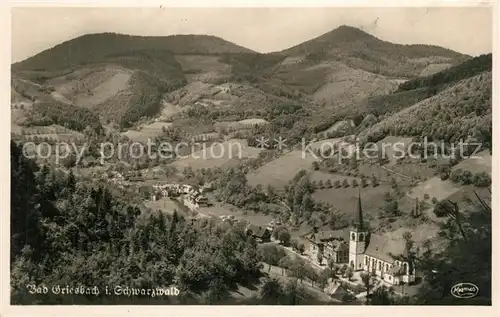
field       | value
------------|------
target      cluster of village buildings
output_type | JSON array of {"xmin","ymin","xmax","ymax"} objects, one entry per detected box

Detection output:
[
  {"xmin": 152, "ymin": 182, "xmax": 211, "ymax": 211},
  {"xmin": 107, "ymin": 170, "xmax": 415, "ymax": 290},
  {"xmin": 241, "ymin": 191, "xmax": 417, "ymax": 287},
  {"xmin": 107, "ymin": 171, "xmax": 144, "ymax": 188}
]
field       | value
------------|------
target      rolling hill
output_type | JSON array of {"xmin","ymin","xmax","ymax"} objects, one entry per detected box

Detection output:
[
  {"xmin": 11, "ymin": 26, "xmax": 476, "ymax": 132},
  {"xmin": 359, "ymin": 71, "xmax": 492, "ymax": 147},
  {"xmin": 12, "ymin": 33, "xmax": 256, "ymax": 72},
  {"xmin": 356, "ymin": 53, "xmax": 492, "ymax": 118},
  {"xmin": 277, "ymin": 25, "xmax": 469, "ymax": 78}
]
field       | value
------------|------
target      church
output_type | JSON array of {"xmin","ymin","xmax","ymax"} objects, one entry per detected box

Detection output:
[
  {"xmin": 307, "ymin": 190, "xmax": 416, "ymax": 286},
  {"xmin": 349, "ymin": 190, "xmax": 416, "ymax": 285}
]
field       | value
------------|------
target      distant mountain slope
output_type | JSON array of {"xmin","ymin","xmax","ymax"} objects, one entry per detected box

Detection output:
[
  {"xmin": 11, "ymin": 26, "xmax": 479, "ymax": 131},
  {"xmin": 397, "ymin": 53, "xmax": 492, "ymax": 91},
  {"xmin": 277, "ymin": 25, "xmax": 469, "ymax": 78},
  {"xmin": 359, "ymin": 71, "xmax": 492, "ymax": 150},
  {"xmin": 357, "ymin": 53, "xmax": 493, "ymax": 117},
  {"xmin": 12, "ymin": 33, "xmax": 255, "ymax": 71}
]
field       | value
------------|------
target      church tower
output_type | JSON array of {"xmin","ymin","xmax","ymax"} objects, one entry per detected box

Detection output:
[{"xmin": 349, "ymin": 187, "xmax": 368, "ymax": 271}]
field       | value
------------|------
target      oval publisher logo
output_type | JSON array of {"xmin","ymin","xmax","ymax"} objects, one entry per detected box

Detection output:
[{"xmin": 451, "ymin": 283, "xmax": 479, "ymax": 299}]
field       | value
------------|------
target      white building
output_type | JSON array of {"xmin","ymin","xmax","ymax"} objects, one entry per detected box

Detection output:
[
  {"xmin": 348, "ymin": 190, "xmax": 416, "ymax": 285},
  {"xmin": 307, "ymin": 189, "xmax": 416, "ymax": 286}
]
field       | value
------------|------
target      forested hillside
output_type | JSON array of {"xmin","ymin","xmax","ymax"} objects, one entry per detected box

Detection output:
[
  {"xmin": 278, "ymin": 25, "xmax": 468, "ymax": 78},
  {"xmin": 12, "ymin": 33, "xmax": 255, "ymax": 72},
  {"xmin": 28, "ymin": 100, "xmax": 103, "ymax": 133},
  {"xmin": 397, "ymin": 53, "xmax": 492, "ymax": 92},
  {"xmin": 10, "ymin": 141, "xmax": 264, "ymax": 304},
  {"xmin": 360, "ymin": 72, "xmax": 492, "ymax": 151}
]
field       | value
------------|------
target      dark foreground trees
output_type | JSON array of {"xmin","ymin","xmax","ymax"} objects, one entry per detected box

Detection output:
[
  {"xmin": 415, "ymin": 190, "xmax": 492, "ymax": 305},
  {"xmin": 10, "ymin": 141, "xmax": 262, "ymax": 304}
]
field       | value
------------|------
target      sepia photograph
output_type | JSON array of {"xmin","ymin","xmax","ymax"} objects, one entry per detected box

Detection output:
[{"xmin": 6, "ymin": 2, "xmax": 495, "ymax": 311}]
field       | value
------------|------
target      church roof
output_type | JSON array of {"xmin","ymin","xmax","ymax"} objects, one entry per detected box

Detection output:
[
  {"xmin": 364, "ymin": 234, "xmax": 407, "ymax": 263},
  {"xmin": 402, "ymin": 244, "xmax": 409, "ymax": 258},
  {"xmin": 354, "ymin": 187, "xmax": 365, "ymax": 230}
]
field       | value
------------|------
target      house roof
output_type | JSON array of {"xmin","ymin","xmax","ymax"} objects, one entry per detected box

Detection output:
[
  {"xmin": 332, "ymin": 241, "xmax": 349, "ymax": 252},
  {"xmin": 325, "ymin": 283, "xmax": 349, "ymax": 297},
  {"xmin": 247, "ymin": 224, "xmax": 270, "ymax": 238},
  {"xmin": 364, "ymin": 234, "xmax": 407, "ymax": 263},
  {"xmin": 309, "ymin": 228, "xmax": 349, "ymax": 244}
]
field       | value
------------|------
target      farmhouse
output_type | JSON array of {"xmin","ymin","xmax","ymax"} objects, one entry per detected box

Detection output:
[
  {"xmin": 324, "ymin": 282, "xmax": 351, "ymax": 301},
  {"xmin": 307, "ymin": 229, "xmax": 350, "ymax": 264},
  {"xmin": 246, "ymin": 224, "xmax": 271, "ymax": 243},
  {"xmin": 183, "ymin": 192, "xmax": 209, "ymax": 211},
  {"xmin": 308, "ymin": 189, "xmax": 416, "ymax": 285}
]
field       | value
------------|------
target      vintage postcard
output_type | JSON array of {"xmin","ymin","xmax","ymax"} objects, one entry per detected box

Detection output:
[{"xmin": 2, "ymin": 1, "xmax": 498, "ymax": 316}]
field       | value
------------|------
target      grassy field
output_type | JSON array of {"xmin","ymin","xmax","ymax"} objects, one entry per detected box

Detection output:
[
  {"xmin": 445, "ymin": 186, "xmax": 491, "ymax": 210},
  {"xmin": 319, "ymin": 120, "xmax": 355, "ymax": 137},
  {"xmin": 122, "ymin": 121, "xmax": 173, "ymax": 143},
  {"xmin": 170, "ymin": 138, "xmax": 263, "ymax": 170},
  {"xmin": 375, "ymin": 136, "xmax": 414, "ymax": 166},
  {"xmin": 214, "ymin": 118, "xmax": 268, "ymax": 133},
  {"xmin": 198, "ymin": 201, "xmax": 275, "ymax": 227},
  {"xmin": 310, "ymin": 62, "xmax": 401, "ymax": 111},
  {"xmin": 452, "ymin": 150, "xmax": 491, "ymax": 175},
  {"xmin": 307, "ymin": 137, "xmax": 344, "ymax": 152},
  {"xmin": 47, "ymin": 66, "xmax": 133, "ymax": 108},
  {"xmin": 418, "ymin": 63, "xmax": 452, "ymax": 76},
  {"xmin": 312, "ymin": 182, "xmax": 391, "ymax": 221},
  {"xmin": 247, "ymin": 150, "xmax": 320, "ymax": 188},
  {"xmin": 157, "ymin": 101, "xmax": 183, "ymax": 121},
  {"xmin": 386, "ymin": 158, "xmax": 440, "ymax": 181},
  {"xmin": 407, "ymin": 177, "xmax": 462, "ymax": 202},
  {"xmin": 383, "ymin": 222, "xmax": 442, "ymax": 249}
]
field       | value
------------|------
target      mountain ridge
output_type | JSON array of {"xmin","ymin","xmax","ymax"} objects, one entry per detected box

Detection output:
[
  {"xmin": 12, "ymin": 32, "xmax": 257, "ymax": 71},
  {"xmin": 13, "ymin": 25, "xmax": 473, "ymax": 70},
  {"xmin": 277, "ymin": 25, "xmax": 470, "ymax": 58},
  {"xmin": 10, "ymin": 25, "xmax": 482, "ymax": 131}
]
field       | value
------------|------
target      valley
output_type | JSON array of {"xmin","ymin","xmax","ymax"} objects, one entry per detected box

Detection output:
[{"xmin": 10, "ymin": 24, "xmax": 492, "ymax": 306}]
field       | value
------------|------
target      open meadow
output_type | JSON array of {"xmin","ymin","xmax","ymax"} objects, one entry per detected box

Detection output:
[
  {"xmin": 247, "ymin": 150, "xmax": 320, "ymax": 188},
  {"xmin": 170, "ymin": 138, "xmax": 263, "ymax": 170}
]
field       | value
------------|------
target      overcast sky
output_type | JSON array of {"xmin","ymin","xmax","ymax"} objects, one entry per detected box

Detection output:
[{"xmin": 11, "ymin": 6, "xmax": 492, "ymax": 63}]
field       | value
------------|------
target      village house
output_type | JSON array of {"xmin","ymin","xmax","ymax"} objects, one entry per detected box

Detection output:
[
  {"xmin": 245, "ymin": 224, "xmax": 271, "ymax": 243},
  {"xmin": 324, "ymin": 240, "xmax": 349, "ymax": 263},
  {"xmin": 219, "ymin": 215, "xmax": 236, "ymax": 223},
  {"xmin": 324, "ymin": 281, "xmax": 353, "ymax": 302},
  {"xmin": 183, "ymin": 192, "xmax": 209, "ymax": 211},
  {"xmin": 306, "ymin": 229, "xmax": 350, "ymax": 264},
  {"xmin": 200, "ymin": 182, "xmax": 214, "ymax": 193},
  {"xmin": 265, "ymin": 220, "xmax": 281, "ymax": 233},
  {"xmin": 150, "ymin": 191, "xmax": 162, "ymax": 201},
  {"xmin": 108, "ymin": 172, "xmax": 130, "ymax": 188}
]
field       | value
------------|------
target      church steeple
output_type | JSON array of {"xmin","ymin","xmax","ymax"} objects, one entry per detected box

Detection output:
[
  {"xmin": 354, "ymin": 186, "xmax": 364, "ymax": 230},
  {"xmin": 349, "ymin": 185, "xmax": 367, "ymax": 271}
]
